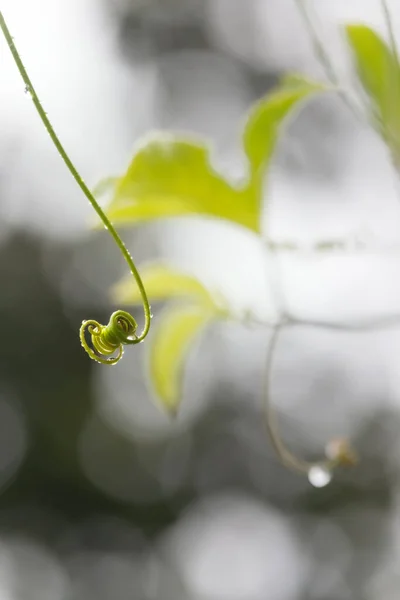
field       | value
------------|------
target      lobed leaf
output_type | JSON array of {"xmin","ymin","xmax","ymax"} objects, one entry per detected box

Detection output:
[
  {"xmin": 243, "ymin": 77, "xmax": 325, "ymax": 176},
  {"xmin": 148, "ymin": 304, "xmax": 213, "ymax": 414},
  {"xmin": 92, "ymin": 176, "xmax": 119, "ymax": 199},
  {"xmin": 345, "ymin": 24, "xmax": 400, "ymax": 156},
  {"xmin": 104, "ymin": 137, "xmax": 258, "ymax": 232},
  {"xmin": 112, "ymin": 263, "xmax": 217, "ymax": 308},
  {"xmin": 98, "ymin": 78, "xmax": 324, "ymax": 234}
]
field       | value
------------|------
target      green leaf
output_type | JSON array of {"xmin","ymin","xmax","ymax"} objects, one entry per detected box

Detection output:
[
  {"xmin": 97, "ymin": 79, "xmax": 324, "ymax": 234},
  {"xmin": 345, "ymin": 24, "xmax": 400, "ymax": 155},
  {"xmin": 112, "ymin": 263, "xmax": 218, "ymax": 308},
  {"xmin": 92, "ymin": 176, "xmax": 119, "ymax": 199},
  {"xmin": 104, "ymin": 137, "xmax": 259, "ymax": 232},
  {"xmin": 281, "ymin": 72, "xmax": 328, "ymax": 90},
  {"xmin": 148, "ymin": 304, "xmax": 213, "ymax": 414},
  {"xmin": 243, "ymin": 77, "xmax": 325, "ymax": 175}
]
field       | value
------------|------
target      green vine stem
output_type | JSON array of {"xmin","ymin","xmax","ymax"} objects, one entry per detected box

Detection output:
[{"xmin": 0, "ymin": 11, "xmax": 151, "ymax": 363}]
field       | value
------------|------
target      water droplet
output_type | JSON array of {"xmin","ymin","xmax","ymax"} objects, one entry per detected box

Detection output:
[
  {"xmin": 150, "ymin": 313, "xmax": 154, "ymax": 319},
  {"xmin": 103, "ymin": 225, "xmax": 108, "ymax": 230},
  {"xmin": 308, "ymin": 466, "xmax": 332, "ymax": 488}
]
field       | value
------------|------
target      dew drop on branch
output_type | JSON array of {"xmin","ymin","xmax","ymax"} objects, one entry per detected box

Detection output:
[{"xmin": 308, "ymin": 465, "xmax": 332, "ymax": 488}]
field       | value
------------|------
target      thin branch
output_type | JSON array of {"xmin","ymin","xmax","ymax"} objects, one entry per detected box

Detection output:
[
  {"xmin": 381, "ymin": 0, "xmax": 400, "ymax": 69},
  {"xmin": 242, "ymin": 311, "xmax": 400, "ymax": 333},
  {"xmin": 259, "ymin": 0, "xmax": 400, "ymax": 478},
  {"xmin": 294, "ymin": 0, "xmax": 366, "ymax": 124},
  {"xmin": 294, "ymin": 0, "xmax": 338, "ymax": 85},
  {"xmin": 263, "ymin": 325, "xmax": 312, "ymax": 473},
  {"xmin": 263, "ymin": 323, "xmax": 357, "ymax": 476},
  {"xmin": 287, "ymin": 313, "xmax": 400, "ymax": 332}
]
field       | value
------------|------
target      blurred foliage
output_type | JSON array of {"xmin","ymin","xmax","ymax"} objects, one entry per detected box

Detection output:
[
  {"xmin": 114, "ymin": 263, "xmax": 226, "ymax": 412},
  {"xmin": 97, "ymin": 76, "xmax": 323, "ymax": 235},
  {"xmin": 1, "ymin": 3, "xmax": 400, "ymax": 598},
  {"xmin": 102, "ymin": 137, "xmax": 260, "ymax": 231},
  {"xmin": 112, "ymin": 263, "xmax": 218, "ymax": 307},
  {"xmin": 98, "ymin": 17, "xmax": 400, "ymax": 414},
  {"xmin": 101, "ymin": 76, "xmax": 324, "ymax": 409},
  {"xmin": 148, "ymin": 304, "xmax": 214, "ymax": 413},
  {"xmin": 346, "ymin": 23, "xmax": 400, "ymax": 166}
]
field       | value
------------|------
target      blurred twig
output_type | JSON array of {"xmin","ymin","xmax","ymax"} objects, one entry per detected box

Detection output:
[
  {"xmin": 264, "ymin": 238, "xmax": 400, "ymax": 254},
  {"xmin": 263, "ymin": 323, "xmax": 312, "ymax": 473},
  {"xmin": 294, "ymin": 0, "xmax": 367, "ymax": 125},
  {"xmin": 381, "ymin": 0, "xmax": 400, "ymax": 69},
  {"xmin": 263, "ymin": 322, "xmax": 357, "ymax": 476}
]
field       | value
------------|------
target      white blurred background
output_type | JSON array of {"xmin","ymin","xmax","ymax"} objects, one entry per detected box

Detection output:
[{"xmin": 0, "ymin": 1, "xmax": 399, "ymax": 598}]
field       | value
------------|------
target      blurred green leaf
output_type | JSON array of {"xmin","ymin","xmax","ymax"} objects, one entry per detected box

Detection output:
[
  {"xmin": 104, "ymin": 137, "xmax": 259, "ymax": 232},
  {"xmin": 281, "ymin": 72, "xmax": 328, "ymax": 91},
  {"xmin": 92, "ymin": 176, "xmax": 119, "ymax": 199},
  {"xmin": 112, "ymin": 263, "xmax": 217, "ymax": 308},
  {"xmin": 98, "ymin": 79, "xmax": 323, "ymax": 234},
  {"xmin": 243, "ymin": 78, "xmax": 324, "ymax": 175},
  {"xmin": 148, "ymin": 304, "xmax": 213, "ymax": 414},
  {"xmin": 346, "ymin": 24, "xmax": 400, "ymax": 157}
]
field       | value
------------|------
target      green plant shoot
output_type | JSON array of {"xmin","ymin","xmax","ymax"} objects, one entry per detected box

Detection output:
[{"xmin": 0, "ymin": 11, "xmax": 151, "ymax": 365}]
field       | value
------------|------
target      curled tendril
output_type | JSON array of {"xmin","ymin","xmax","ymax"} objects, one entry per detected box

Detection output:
[
  {"xmin": 0, "ymin": 11, "xmax": 151, "ymax": 363},
  {"xmin": 80, "ymin": 311, "xmax": 140, "ymax": 365},
  {"xmin": 264, "ymin": 324, "xmax": 357, "ymax": 481}
]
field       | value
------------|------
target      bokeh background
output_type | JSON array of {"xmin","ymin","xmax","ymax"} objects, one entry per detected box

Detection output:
[{"xmin": 1, "ymin": 0, "xmax": 400, "ymax": 598}]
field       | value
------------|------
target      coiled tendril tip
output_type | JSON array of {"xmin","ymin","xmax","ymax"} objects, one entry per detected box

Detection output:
[
  {"xmin": 0, "ymin": 11, "xmax": 151, "ymax": 367},
  {"xmin": 80, "ymin": 310, "xmax": 139, "ymax": 365}
]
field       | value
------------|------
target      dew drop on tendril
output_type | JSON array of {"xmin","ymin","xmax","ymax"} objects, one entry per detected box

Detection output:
[{"xmin": 308, "ymin": 466, "xmax": 332, "ymax": 488}]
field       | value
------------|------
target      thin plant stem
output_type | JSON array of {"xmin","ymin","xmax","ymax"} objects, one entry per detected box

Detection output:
[
  {"xmin": 381, "ymin": 0, "xmax": 400, "ymax": 69},
  {"xmin": 294, "ymin": 0, "xmax": 366, "ymax": 124},
  {"xmin": 242, "ymin": 310, "xmax": 400, "ymax": 332},
  {"xmin": 262, "ymin": 324, "xmax": 351, "ymax": 475},
  {"xmin": 0, "ymin": 11, "xmax": 151, "ymax": 342},
  {"xmin": 260, "ymin": 0, "xmax": 400, "ymax": 476},
  {"xmin": 379, "ymin": 0, "xmax": 400, "ymax": 176},
  {"xmin": 294, "ymin": 0, "xmax": 339, "ymax": 85},
  {"xmin": 287, "ymin": 313, "xmax": 400, "ymax": 332},
  {"xmin": 263, "ymin": 325, "xmax": 311, "ymax": 473}
]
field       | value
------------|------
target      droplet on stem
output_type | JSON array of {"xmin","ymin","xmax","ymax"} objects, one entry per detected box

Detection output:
[{"xmin": 308, "ymin": 465, "xmax": 332, "ymax": 488}]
